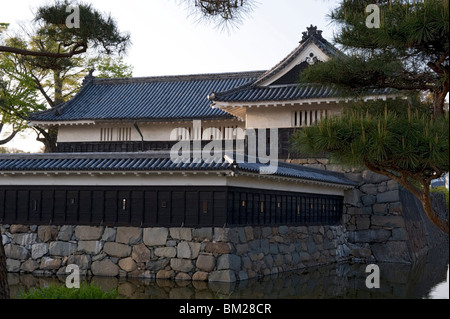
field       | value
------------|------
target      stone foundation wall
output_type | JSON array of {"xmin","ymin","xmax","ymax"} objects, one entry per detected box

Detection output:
[
  {"xmin": 287, "ymin": 158, "xmax": 448, "ymax": 264},
  {"xmin": 1, "ymin": 224, "xmax": 348, "ymax": 282}
]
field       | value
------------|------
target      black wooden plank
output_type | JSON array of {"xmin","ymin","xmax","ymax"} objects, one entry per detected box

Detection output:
[
  {"xmin": 66, "ymin": 190, "xmax": 79, "ymax": 224},
  {"xmin": 79, "ymin": 190, "xmax": 92, "ymax": 224},
  {"xmin": 185, "ymin": 191, "xmax": 198, "ymax": 227},
  {"xmin": 4, "ymin": 190, "xmax": 17, "ymax": 224},
  {"xmin": 16, "ymin": 190, "xmax": 29, "ymax": 224},
  {"xmin": 157, "ymin": 191, "xmax": 171, "ymax": 226},
  {"xmin": 41, "ymin": 190, "xmax": 54, "ymax": 224},
  {"xmin": 213, "ymin": 191, "xmax": 226, "ymax": 226},
  {"xmin": 29, "ymin": 191, "xmax": 42, "ymax": 224},
  {"xmin": 171, "ymin": 191, "xmax": 185, "ymax": 226},
  {"xmin": 0, "ymin": 190, "xmax": 4, "ymax": 222},
  {"xmin": 199, "ymin": 191, "xmax": 212, "ymax": 226},
  {"xmin": 144, "ymin": 191, "xmax": 157, "ymax": 226},
  {"xmin": 130, "ymin": 190, "xmax": 144, "ymax": 227},
  {"xmin": 53, "ymin": 190, "xmax": 66, "ymax": 224},
  {"xmin": 104, "ymin": 190, "xmax": 118, "ymax": 225},
  {"xmin": 117, "ymin": 190, "xmax": 130, "ymax": 225},
  {"xmin": 91, "ymin": 190, "xmax": 104, "ymax": 224}
]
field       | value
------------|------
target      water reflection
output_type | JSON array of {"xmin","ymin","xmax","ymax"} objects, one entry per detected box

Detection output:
[{"xmin": 9, "ymin": 243, "xmax": 448, "ymax": 299}]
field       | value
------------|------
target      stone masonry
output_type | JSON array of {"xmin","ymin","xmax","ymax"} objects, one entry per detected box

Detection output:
[
  {"xmin": 288, "ymin": 158, "xmax": 448, "ymax": 263},
  {"xmin": 1, "ymin": 224, "xmax": 348, "ymax": 282}
]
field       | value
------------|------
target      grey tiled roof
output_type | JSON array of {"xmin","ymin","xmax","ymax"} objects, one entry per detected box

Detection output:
[
  {"xmin": 29, "ymin": 72, "xmax": 263, "ymax": 122},
  {"xmin": 211, "ymin": 84, "xmax": 392, "ymax": 103},
  {"xmin": 0, "ymin": 152, "xmax": 356, "ymax": 187}
]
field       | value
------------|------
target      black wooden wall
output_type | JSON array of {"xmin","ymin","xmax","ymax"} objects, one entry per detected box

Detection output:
[{"xmin": 0, "ymin": 186, "xmax": 343, "ymax": 227}]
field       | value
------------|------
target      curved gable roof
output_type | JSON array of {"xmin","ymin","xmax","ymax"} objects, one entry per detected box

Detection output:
[{"xmin": 29, "ymin": 71, "xmax": 263, "ymax": 123}]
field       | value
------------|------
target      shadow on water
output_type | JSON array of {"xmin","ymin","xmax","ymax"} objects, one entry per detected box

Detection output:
[{"xmin": 8, "ymin": 242, "xmax": 448, "ymax": 299}]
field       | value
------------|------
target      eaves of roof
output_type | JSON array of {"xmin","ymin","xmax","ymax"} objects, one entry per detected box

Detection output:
[{"xmin": 0, "ymin": 152, "xmax": 356, "ymax": 188}]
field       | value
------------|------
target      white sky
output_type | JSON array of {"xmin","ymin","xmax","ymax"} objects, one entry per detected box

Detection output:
[{"xmin": 1, "ymin": 0, "xmax": 341, "ymax": 152}]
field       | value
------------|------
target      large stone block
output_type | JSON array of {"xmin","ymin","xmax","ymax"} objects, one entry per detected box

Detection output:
[
  {"xmin": 67, "ymin": 254, "xmax": 91, "ymax": 270},
  {"xmin": 37, "ymin": 226, "xmax": 58, "ymax": 242},
  {"xmin": 119, "ymin": 257, "xmax": 138, "ymax": 272},
  {"xmin": 154, "ymin": 246, "xmax": 176, "ymax": 258},
  {"xmin": 217, "ymin": 254, "xmax": 241, "ymax": 271},
  {"xmin": 103, "ymin": 242, "xmax": 131, "ymax": 258},
  {"xmin": 170, "ymin": 258, "xmax": 195, "ymax": 272},
  {"xmin": 40, "ymin": 257, "xmax": 61, "ymax": 270},
  {"xmin": 102, "ymin": 227, "xmax": 117, "ymax": 242},
  {"xmin": 132, "ymin": 243, "xmax": 151, "ymax": 262},
  {"xmin": 91, "ymin": 259, "xmax": 119, "ymax": 276},
  {"xmin": 208, "ymin": 270, "xmax": 236, "ymax": 282},
  {"xmin": 213, "ymin": 228, "xmax": 229, "ymax": 242},
  {"xmin": 57, "ymin": 226, "xmax": 74, "ymax": 241},
  {"xmin": 156, "ymin": 269, "xmax": 175, "ymax": 279},
  {"xmin": 371, "ymin": 215, "xmax": 405, "ymax": 228},
  {"xmin": 371, "ymin": 241, "xmax": 411, "ymax": 263},
  {"xmin": 6, "ymin": 259, "xmax": 21, "ymax": 272},
  {"xmin": 177, "ymin": 241, "xmax": 201, "ymax": 259},
  {"xmin": 116, "ymin": 227, "xmax": 142, "ymax": 245},
  {"xmin": 146, "ymin": 258, "xmax": 170, "ymax": 271},
  {"xmin": 192, "ymin": 228, "xmax": 213, "ymax": 241},
  {"xmin": 12, "ymin": 233, "xmax": 37, "ymax": 248},
  {"xmin": 205, "ymin": 242, "xmax": 231, "ymax": 254},
  {"xmin": 49, "ymin": 241, "xmax": 77, "ymax": 256},
  {"xmin": 362, "ymin": 170, "xmax": 389, "ymax": 184},
  {"xmin": 77, "ymin": 241, "xmax": 103, "ymax": 255},
  {"xmin": 344, "ymin": 188, "xmax": 362, "ymax": 207},
  {"xmin": 350, "ymin": 229, "xmax": 391, "ymax": 243},
  {"xmin": 143, "ymin": 227, "xmax": 168, "ymax": 246},
  {"xmin": 9, "ymin": 225, "xmax": 29, "ymax": 233},
  {"xmin": 360, "ymin": 184, "xmax": 378, "ymax": 195},
  {"xmin": 74, "ymin": 226, "xmax": 104, "ymax": 240},
  {"xmin": 31, "ymin": 243, "xmax": 48, "ymax": 259},
  {"xmin": 169, "ymin": 228, "xmax": 192, "ymax": 241},
  {"xmin": 376, "ymin": 190, "xmax": 400, "ymax": 203},
  {"xmin": 196, "ymin": 254, "xmax": 216, "ymax": 272},
  {"xmin": 21, "ymin": 259, "xmax": 39, "ymax": 272},
  {"xmin": 5, "ymin": 244, "xmax": 29, "ymax": 260}
]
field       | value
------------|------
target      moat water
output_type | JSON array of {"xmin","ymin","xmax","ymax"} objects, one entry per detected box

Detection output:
[{"xmin": 8, "ymin": 243, "xmax": 448, "ymax": 299}]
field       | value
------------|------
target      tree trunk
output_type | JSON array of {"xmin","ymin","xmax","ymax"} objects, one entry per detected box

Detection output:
[
  {"xmin": 364, "ymin": 161, "xmax": 449, "ymax": 235},
  {"xmin": 0, "ymin": 235, "xmax": 10, "ymax": 299},
  {"xmin": 420, "ymin": 184, "xmax": 449, "ymax": 235},
  {"xmin": 35, "ymin": 126, "xmax": 58, "ymax": 153},
  {"xmin": 433, "ymin": 77, "xmax": 448, "ymax": 117}
]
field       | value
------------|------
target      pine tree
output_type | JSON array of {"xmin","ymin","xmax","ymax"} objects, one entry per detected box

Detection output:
[{"xmin": 293, "ymin": 0, "xmax": 449, "ymax": 234}]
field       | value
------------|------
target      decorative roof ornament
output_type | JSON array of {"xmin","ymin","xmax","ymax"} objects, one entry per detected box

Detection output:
[
  {"xmin": 82, "ymin": 68, "xmax": 95, "ymax": 86},
  {"xmin": 300, "ymin": 25, "xmax": 323, "ymax": 44}
]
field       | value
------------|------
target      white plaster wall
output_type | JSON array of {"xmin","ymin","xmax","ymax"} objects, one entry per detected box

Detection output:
[
  {"xmin": 57, "ymin": 120, "xmax": 245, "ymax": 142},
  {"xmin": 245, "ymin": 103, "xmax": 342, "ymax": 129}
]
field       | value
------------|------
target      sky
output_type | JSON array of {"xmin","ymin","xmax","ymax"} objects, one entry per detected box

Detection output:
[{"xmin": 0, "ymin": 0, "xmax": 341, "ymax": 152}]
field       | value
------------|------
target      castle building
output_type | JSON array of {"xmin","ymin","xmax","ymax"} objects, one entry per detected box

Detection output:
[{"xmin": 0, "ymin": 26, "xmax": 393, "ymax": 228}]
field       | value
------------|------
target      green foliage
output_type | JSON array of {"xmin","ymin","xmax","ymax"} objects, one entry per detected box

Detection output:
[
  {"xmin": 19, "ymin": 283, "xmax": 118, "ymax": 299},
  {"xmin": 431, "ymin": 186, "xmax": 449, "ymax": 208},
  {"xmin": 301, "ymin": 0, "xmax": 449, "ymax": 114},
  {"xmin": 35, "ymin": 0, "xmax": 131, "ymax": 56},
  {"xmin": 331, "ymin": 0, "xmax": 449, "ymax": 54},
  {"xmin": 292, "ymin": 97, "xmax": 449, "ymax": 179},
  {"xmin": 95, "ymin": 56, "xmax": 133, "ymax": 78}
]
